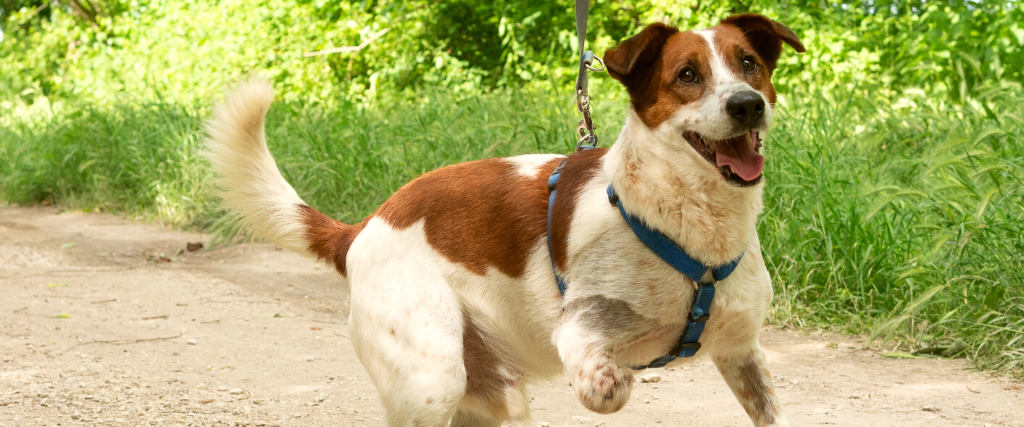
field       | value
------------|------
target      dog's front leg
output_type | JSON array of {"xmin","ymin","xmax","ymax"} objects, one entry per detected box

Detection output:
[
  {"xmin": 554, "ymin": 320, "xmax": 634, "ymax": 414},
  {"xmin": 713, "ymin": 342, "xmax": 790, "ymax": 427}
]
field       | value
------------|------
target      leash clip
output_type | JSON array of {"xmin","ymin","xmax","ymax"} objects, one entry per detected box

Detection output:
[
  {"xmin": 576, "ymin": 117, "xmax": 597, "ymax": 151},
  {"xmin": 574, "ymin": 50, "xmax": 602, "ymax": 152}
]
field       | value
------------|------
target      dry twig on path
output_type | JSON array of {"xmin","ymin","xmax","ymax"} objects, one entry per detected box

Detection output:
[{"xmin": 71, "ymin": 332, "xmax": 183, "ymax": 348}]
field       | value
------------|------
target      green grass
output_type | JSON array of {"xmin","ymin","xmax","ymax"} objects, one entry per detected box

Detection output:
[
  {"xmin": 762, "ymin": 84, "xmax": 1024, "ymax": 375},
  {"xmin": 0, "ymin": 89, "xmax": 578, "ymax": 227},
  {"xmin": 1, "ymin": 85, "xmax": 1022, "ymax": 378}
]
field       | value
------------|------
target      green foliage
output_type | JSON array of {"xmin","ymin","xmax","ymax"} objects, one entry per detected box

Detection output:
[{"xmin": 4, "ymin": 0, "xmax": 1021, "ymax": 104}]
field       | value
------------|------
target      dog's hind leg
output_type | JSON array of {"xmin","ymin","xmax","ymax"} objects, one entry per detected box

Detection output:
[
  {"xmin": 449, "ymin": 410, "xmax": 501, "ymax": 427},
  {"xmin": 346, "ymin": 221, "xmax": 468, "ymax": 427},
  {"xmin": 348, "ymin": 284, "xmax": 466, "ymax": 427},
  {"xmin": 712, "ymin": 342, "xmax": 790, "ymax": 427}
]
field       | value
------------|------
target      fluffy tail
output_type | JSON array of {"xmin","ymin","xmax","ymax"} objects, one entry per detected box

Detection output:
[{"xmin": 204, "ymin": 78, "xmax": 356, "ymax": 271}]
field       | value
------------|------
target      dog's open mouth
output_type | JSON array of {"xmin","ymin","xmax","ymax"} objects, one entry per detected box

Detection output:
[{"xmin": 684, "ymin": 130, "xmax": 764, "ymax": 186}]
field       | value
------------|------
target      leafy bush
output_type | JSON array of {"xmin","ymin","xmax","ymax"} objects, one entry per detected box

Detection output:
[{"xmin": 3, "ymin": 1, "xmax": 1022, "ymax": 104}]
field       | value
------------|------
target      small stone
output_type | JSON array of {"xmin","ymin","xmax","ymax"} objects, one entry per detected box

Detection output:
[
  {"xmin": 186, "ymin": 339, "xmax": 197, "ymax": 345},
  {"xmin": 538, "ymin": 423, "xmax": 551, "ymax": 427},
  {"xmin": 306, "ymin": 356, "xmax": 315, "ymax": 362},
  {"xmin": 922, "ymin": 405, "xmax": 940, "ymax": 412},
  {"xmin": 639, "ymin": 373, "xmax": 662, "ymax": 383},
  {"xmin": 71, "ymin": 414, "xmax": 81, "ymax": 420},
  {"xmin": 228, "ymin": 388, "xmax": 243, "ymax": 395}
]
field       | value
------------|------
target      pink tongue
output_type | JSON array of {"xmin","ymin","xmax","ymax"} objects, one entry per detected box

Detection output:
[{"xmin": 715, "ymin": 135, "xmax": 764, "ymax": 181}]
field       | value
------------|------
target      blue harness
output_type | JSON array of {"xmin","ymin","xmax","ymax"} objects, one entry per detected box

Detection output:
[{"xmin": 546, "ymin": 164, "xmax": 743, "ymax": 369}]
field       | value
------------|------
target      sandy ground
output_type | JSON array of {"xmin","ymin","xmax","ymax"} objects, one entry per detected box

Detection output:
[{"xmin": 1, "ymin": 205, "xmax": 1022, "ymax": 427}]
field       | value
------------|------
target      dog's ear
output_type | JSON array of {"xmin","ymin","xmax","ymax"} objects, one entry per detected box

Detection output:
[
  {"xmin": 604, "ymin": 23, "xmax": 679, "ymax": 91},
  {"xmin": 720, "ymin": 14, "xmax": 805, "ymax": 69}
]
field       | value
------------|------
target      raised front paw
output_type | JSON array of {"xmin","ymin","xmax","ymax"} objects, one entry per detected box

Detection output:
[{"xmin": 571, "ymin": 355, "xmax": 634, "ymax": 414}]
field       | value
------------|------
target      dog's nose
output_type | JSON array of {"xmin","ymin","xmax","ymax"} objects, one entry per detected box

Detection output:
[{"xmin": 726, "ymin": 91, "xmax": 766, "ymax": 126}]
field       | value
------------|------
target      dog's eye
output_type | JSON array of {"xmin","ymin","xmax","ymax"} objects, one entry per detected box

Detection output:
[
  {"xmin": 678, "ymin": 68, "xmax": 697, "ymax": 84},
  {"xmin": 741, "ymin": 56, "xmax": 757, "ymax": 74}
]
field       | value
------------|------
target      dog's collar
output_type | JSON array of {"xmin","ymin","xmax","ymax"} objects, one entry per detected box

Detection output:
[
  {"xmin": 545, "ymin": 163, "xmax": 743, "ymax": 369},
  {"xmin": 606, "ymin": 185, "xmax": 742, "ymax": 284}
]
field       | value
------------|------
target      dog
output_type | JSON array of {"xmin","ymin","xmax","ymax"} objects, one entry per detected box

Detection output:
[{"xmin": 205, "ymin": 13, "xmax": 804, "ymax": 427}]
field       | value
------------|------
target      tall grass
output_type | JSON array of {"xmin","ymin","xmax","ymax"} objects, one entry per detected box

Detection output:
[
  {"xmin": 1, "ymin": 85, "xmax": 1022, "ymax": 378},
  {"xmin": 762, "ymin": 83, "xmax": 1024, "ymax": 375},
  {"xmin": 0, "ymin": 99, "xmax": 215, "ymax": 226},
  {"xmin": 0, "ymin": 90, "xmax": 577, "ymax": 227}
]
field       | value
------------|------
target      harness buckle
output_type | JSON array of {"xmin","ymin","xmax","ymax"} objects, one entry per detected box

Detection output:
[{"xmin": 691, "ymin": 313, "xmax": 710, "ymax": 323}]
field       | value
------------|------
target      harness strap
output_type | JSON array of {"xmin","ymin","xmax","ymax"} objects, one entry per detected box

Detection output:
[
  {"xmin": 546, "ymin": 160, "xmax": 570, "ymax": 296},
  {"xmin": 545, "ymin": 170, "xmax": 744, "ymax": 368},
  {"xmin": 636, "ymin": 283, "xmax": 716, "ymax": 368},
  {"xmin": 606, "ymin": 184, "xmax": 742, "ymax": 369},
  {"xmin": 607, "ymin": 186, "xmax": 742, "ymax": 284}
]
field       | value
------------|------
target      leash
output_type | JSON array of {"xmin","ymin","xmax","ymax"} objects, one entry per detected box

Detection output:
[
  {"xmin": 573, "ymin": 0, "xmax": 604, "ymax": 151},
  {"xmin": 548, "ymin": 1, "xmax": 742, "ymax": 369}
]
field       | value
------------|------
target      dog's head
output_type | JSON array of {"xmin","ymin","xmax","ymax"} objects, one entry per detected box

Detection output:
[{"xmin": 605, "ymin": 14, "xmax": 805, "ymax": 187}]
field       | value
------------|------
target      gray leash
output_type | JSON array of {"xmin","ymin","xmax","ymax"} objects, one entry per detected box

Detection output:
[{"xmin": 573, "ymin": 0, "xmax": 604, "ymax": 151}]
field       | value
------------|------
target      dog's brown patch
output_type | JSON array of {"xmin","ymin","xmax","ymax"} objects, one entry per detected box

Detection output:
[
  {"xmin": 375, "ymin": 157, "xmax": 562, "ymax": 278},
  {"xmin": 639, "ymin": 32, "xmax": 715, "ymax": 129},
  {"xmin": 606, "ymin": 26, "xmax": 714, "ymax": 129},
  {"xmin": 462, "ymin": 313, "xmax": 518, "ymax": 419},
  {"xmin": 711, "ymin": 23, "xmax": 780, "ymax": 104},
  {"xmin": 549, "ymin": 149, "xmax": 608, "ymax": 271},
  {"xmin": 719, "ymin": 14, "xmax": 805, "ymax": 70},
  {"xmin": 738, "ymin": 358, "xmax": 778, "ymax": 425},
  {"xmin": 299, "ymin": 205, "xmax": 367, "ymax": 276},
  {"xmin": 604, "ymin": 23, "xmax": 679, "ymax": 124}
]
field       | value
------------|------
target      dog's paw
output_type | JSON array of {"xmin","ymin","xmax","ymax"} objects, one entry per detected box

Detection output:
[{"xmin": 571, "ymin": 355, "xmax": 634, "ymax": 414}]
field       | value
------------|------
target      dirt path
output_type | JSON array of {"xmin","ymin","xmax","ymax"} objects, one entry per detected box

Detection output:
[{"xmin": 1, "ymin": 206, "xmax": 1021, "ymax": 427}]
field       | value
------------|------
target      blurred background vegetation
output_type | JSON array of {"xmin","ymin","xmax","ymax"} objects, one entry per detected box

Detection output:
[{"xmin": 1, "ymin": 0, "xmax": 1022, "ymax": 378}]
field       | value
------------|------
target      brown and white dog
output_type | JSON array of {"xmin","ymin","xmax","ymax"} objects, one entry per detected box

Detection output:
[{"xmin": 205, "ymin": 14, "xmax": 805, "ymax": 427}]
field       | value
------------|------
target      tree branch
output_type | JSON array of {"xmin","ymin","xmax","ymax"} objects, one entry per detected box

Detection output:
[
  {"xmin": 63, "ymin": 0, "xmax": 98, "ymax": 28},
  {"xmin": 304, "ymin": 29, "xmax": 389, "ymax": 57}
]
